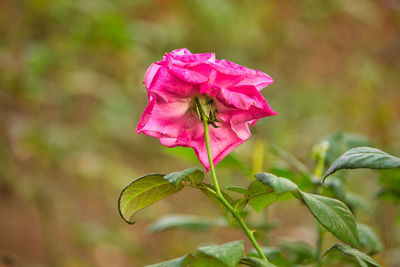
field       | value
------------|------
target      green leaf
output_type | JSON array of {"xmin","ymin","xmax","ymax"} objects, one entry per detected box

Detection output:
[
  {"xmin": 269, "ymin": 145, "xmax": 312, "ymax": 177},
  {"xmin": 226, "ymin": 198, "xmax": 248, "ymax": 225},
  {"xmin": 189, "ymin": 256, "xmax": 226, "ymax": 267},
  {"xmin": 247, "ymin": 173, "xmax": 298, "ymax": 213},
  {"xmin": 225, "ymin": 185, "xmax": 248, "ymax": 195},
  {"xmin": 344, "ymin": 134, "xmax": 372, "ymax": 150},
  {"xmin": 246, "ymin": 247, "xmax": 285, "ymax": 266},
  {"xmin": 316, "ymin": 131, "xmax": 371, "ymax": 166},
  {"xmin": 378, "ymin": 169, "xmax": 400, "ymax": 204},
  {"xmin": 248, "ymin": 181, "xmax": 278, "ymax": 213},
  {"xmin": 255, "ymin": 173, "xmax": 299, "ymax": 193},
  {"xmin": 164, "ymin": 167, "xmax": 204, "ymax": 187},
  {"xmin": 247, "ymin": 247, "xmax": 279, "ymax": 258},
  {"xmin": 232, "ymin": 198, "xmax": 248, "ymax": 214},
  {"xmin": 311, "ymin": 140, "xmax": 330, "ymax": 178},
  {"xmin": 217, "ymin": 154, "xmax": 252, "ymax": 176},
  {"xmin": 324, "ymin": 147, "xmax": 400, "ymax": 181},
  {"xmin": 324, "ymin": 244, "xmax": 382, "ymax": 267},
  {"xmin": 377, "ymin": 188, "xmax": 400, "ymax": 204},
  {"xmin": 164, "ymin": 147, "xmax": 251, "ymax": 175},
  {"xmin": 345, "ymin": 192, "xmax": 370, "ymax": 212},
  {"xmin": 250, "ymin": 221, "xmax": 278, "ymax": 232},
  {"xmin": 321, "ymin": 179, "xmax": 370, "ymax": 212},
  {"xmin": 315, "ymin": 132, "xmax": 347, "ymax": 167},
  {"xmin": 118, "ymin": 174, "xmax": 183, "ymax": 224},
  {"xmin": 269, "ymin": 163, "xmax": 312, "ymax": 190},
  {"xmin": 146, "ymin": 254, "xmax": 191, "ymax": 267},
  {"xmin": 278, "ymin": 240, "xmax": 316, "ymax": 264},
  {"xmin": 240, "ymin": 257, "xmax": 277, "ymax": 267},
  {"xmin": 321, "ymin": 177, "xmax": 346, "ymax": 201},
  {"xmin": 196, "ymin": 240, "xmax": 244, "ymax": 267},
  {"xmin": 200, "ymin": 183, "xmax": 234, "ymax": 214},
  {"xmin": 379, "ymin": 169, "xmax": 400, "ymax": 189},
  {"xmin": 298, "ymin": 190, "xmax": 360, "ymax": 249},
  {"xmin": 357, "ymin": 224, "xmax": 383, "ymax": 255},
  {"xmin": 163, "ymin": 147, "xmax": 199, "ymax": 164},
  {"xmin": 148, "ymin": 214, "xmax": 213, "ymax": 233}
]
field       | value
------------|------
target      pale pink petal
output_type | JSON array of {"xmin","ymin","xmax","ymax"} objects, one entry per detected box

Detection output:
[
  {"xmin": 137, "ymin": 97, "xmax": 156, "ymax": 134},
  {"xmin": 170, "ymin": 48, "xmax": 192, "ymax": 56},
  {"xmin": 137, "ymin": 98, "xmax": 206, "ymax": 149},
  {"xmin": 136, "ymin": 98, "xmax": 192, "ymax": 137},
  {"xmin": 159, "ymin": 137, "xmax": 178, "ymax": 147},
  {"xmin": 166, "ymin": 49, "xmax": 215, "ymax": 65},
  {"xmin": 144, "ymin": 63, "xmax": 162, "ymax": 89}
]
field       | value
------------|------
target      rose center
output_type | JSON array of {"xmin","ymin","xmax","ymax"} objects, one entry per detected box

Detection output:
[{"xmin": 190, "ymin": 96, "xmax": 221, "ymax": 128}]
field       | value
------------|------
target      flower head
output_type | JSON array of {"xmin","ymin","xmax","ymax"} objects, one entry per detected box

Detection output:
[{"xmin": 137, "ymin": 48, "xmax": 277, "ymax": 170}]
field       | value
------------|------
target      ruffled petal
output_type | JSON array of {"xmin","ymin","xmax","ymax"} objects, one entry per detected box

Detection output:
[
  {"xmin": 212, "ymin": 91, "xmax": 277, "ymax": 141},
  {"xmin": 139, "ymin": 98, "xmax": 252, "ymax": 171},
  {"xmin": 138, "ymin": 48, "xmax": 277, "ymax": 171},
  {"xmin": 185, "ymin": 123, "xmax": 247, "ymax": 171},
  {"xmin": 201, "ymin": 84, "xmax": 278, "ymax": 122},
  {"xmin": 136, "ymin": 98, "xmax": 197, "ymax": 138},
  {"xmin": 144, "ymin": 63, "xmax": 162, "ymax": 89},
  {"xmin": 168, "ymin": 65, "xmax": 210, "ymax": 84},
  {"xmin": 169, "ymin": 48, "xmax": 192, "ymax": 56},
  {"xmin": 209, "ymin": 60, "xmax": 273, "ymax": 91},
  {"xmin": 165, "ymin": 49, "xmax": 215, "ymax": 84},
  {"xmin": 145, "ymin": 65, "xmax": 198, "ymax": 102},
  {"xmin": 166, "ymin": 48, "xmax": 215, "ymax": 65}
]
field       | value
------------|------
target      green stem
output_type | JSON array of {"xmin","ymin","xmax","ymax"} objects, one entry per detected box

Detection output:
[
  {"xmin": 199, "ymin": 105, "xmax": 269, "ymax": 263},
  {"xmin": 252, "ymin": 138, "xmax": 270, "ymax": 245},
  {"xmin": 316, "ymin": 223, "xmax": 323, "ymax": 267},
  {"xmin": 252, "ymin": 138, "xmax": 265, "ymax": 174},
  {"xmin": 312, "ymin": 184, "xmax": 323, "ymax": 267},
  {"xmin": 312, "ymin": 142, "xmax": 329, "ymax": 267}
]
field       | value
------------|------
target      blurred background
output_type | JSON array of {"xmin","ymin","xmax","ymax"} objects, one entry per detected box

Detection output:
[{"xmin": 1, "ymin": 0, "xmax": 399, "ymax": 266}]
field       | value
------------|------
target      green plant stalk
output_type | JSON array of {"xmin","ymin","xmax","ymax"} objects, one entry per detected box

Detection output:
[
  {"xmin": 252, "ymin": 138, "xmax": 270, "ymax": 245},
  {"xmin": 312, "ymin": 178, "xmax": 324, "ymax": 267},
  {"xmin": 312, "ymin": 142, "xmax": 329, "ymax": 267},
  {"xmin": 315, "ymin": 223, "xmax": 323, "ymax": 267},
  {"xmin": 252, "ymin": 138, "xmax": 265, "ymax": 174},
  {"xmin": 312, "ymin": 140, "xmax": 329, "ymax": 179},
  {"xmin": 200, "ymin": 109, "xmax": 269, "ymax": 263}
]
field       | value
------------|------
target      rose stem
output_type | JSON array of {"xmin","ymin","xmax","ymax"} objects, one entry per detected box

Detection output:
[
  {"xmin": 198, "ymin": 100, "xmax": 269, "ymax": 263},
  {"xmin": 312, "ymin": 141, "xmax": 329, "ymax": 267}
]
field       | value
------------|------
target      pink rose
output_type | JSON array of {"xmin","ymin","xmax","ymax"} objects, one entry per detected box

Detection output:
[{"xmin": 137, "ymin": 48, "xmax": 277, "ymax": 170}]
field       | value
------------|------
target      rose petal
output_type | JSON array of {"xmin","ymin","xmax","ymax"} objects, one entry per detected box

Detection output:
[
  {"xmin": 136, "ymin": 98, "xmax": 194, "ymax": 138},
  {"xmin": 138, "ymin": 48, "xmax": 277, "ymax": 170},
  {"xmin": 210, "ymin": 60, "xmax": 273, "ymax": 91},
  {"xmin": 165, "ymin": 51, "xmax": 215, "ymax": 84},
  {"xmin": 146, "ymin": 66, "xmax": 198, "ymax": 102},
  {"xmin": 190, "ymin": 124, "xmax": 248, "ymax": 170}
]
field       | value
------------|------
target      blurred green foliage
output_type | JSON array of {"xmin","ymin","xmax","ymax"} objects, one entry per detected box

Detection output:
[{"xmin": 0, "ymin": 0, "xmax": 399, "ymax": 266}]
